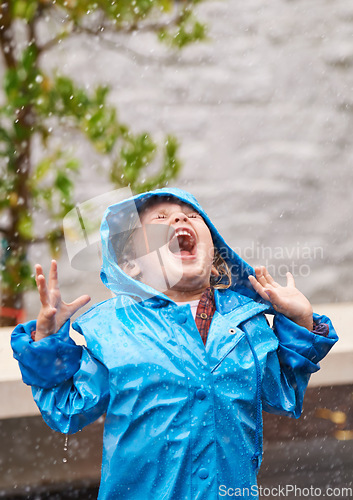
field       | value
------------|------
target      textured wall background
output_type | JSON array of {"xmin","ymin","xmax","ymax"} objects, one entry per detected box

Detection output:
[{"xmin": 25, "ymin": 0, "xmax": 353, "ymax": 315}]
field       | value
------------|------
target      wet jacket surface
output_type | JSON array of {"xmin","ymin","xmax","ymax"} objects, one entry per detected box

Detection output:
[{"xmin": 11, "ymin": 188, "xmax": 338, "ymax": 500}]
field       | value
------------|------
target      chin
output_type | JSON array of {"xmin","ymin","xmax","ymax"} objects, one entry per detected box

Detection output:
[
  {"xmin": 155, "ymin": 249, "xmax": 212, "ymax": 290},
  {"xmin": 173, "ymin": 270, "xmax": 211, "ymax": 290}
]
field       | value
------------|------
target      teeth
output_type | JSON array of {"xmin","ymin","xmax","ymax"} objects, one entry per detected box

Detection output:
[
  {"xmin": 176, "ymin": 230, "xmax": 192, "ymax": 237},
  {"xmin": 170, "ymin": 228, "xmax": 195, "ymax": 242}
]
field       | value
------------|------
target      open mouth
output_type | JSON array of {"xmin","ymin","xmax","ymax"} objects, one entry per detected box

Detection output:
[{"xmin": 168, "ymin": 227, "xmax": 197, "ymax": 258}]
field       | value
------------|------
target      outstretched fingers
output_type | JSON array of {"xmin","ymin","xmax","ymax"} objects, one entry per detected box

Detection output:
[
  {"xmin": 48, "ymin": 260, "xmax": 59, "ymax": 290},
  {"xmin": 254, "ymin": 266, "xmax": 279, "ymax": 287},
  {"xmin": 262, "ymin": 267, "xmax": 279, "ymax": 287},
  {"xmin": 248, "ymin": 274, "xmax": 271, "ymax": 302},
  {"xmin": 254, "ymin": 267, "xmax": 267, "ymax": 287},
  {"xmin": 35, "ymin": 265, "xmax": 50, "ymax": 307},
  {"xmin": 249, "ymin": 266, "xmax": 282, "ymax": 304}
]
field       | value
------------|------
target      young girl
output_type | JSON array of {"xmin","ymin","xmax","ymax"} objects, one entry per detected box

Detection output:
[{"xmin": 11, "ymin": 187, "xmax": 337, "ymax": 500}]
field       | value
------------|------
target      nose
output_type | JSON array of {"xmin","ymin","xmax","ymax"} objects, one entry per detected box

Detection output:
[{"xmin": 172, "ymin": 211, "xmax": 188, "ymax": 224}]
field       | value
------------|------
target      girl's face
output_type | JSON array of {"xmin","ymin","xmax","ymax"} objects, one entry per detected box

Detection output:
[{"xmin": 124, "ymin": 199, "xmax": 218, "ymax": 298}]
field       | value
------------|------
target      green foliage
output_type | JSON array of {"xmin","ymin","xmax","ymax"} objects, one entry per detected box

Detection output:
[
  {"xmin": 0, "ymin": 0, "xmax": 208, "ymax": 304},
  {"xmin": 18, "ymin": 213, "xmax": 33, "ymax": 240},
  {"xmin": 0, "ymin": 248, "xmax": 35, "ymax": 295},
  {"xmin": 133, "ymin": 135, "xmax": 181, "ymax": 193},
  {"xmin": 52, "ymin": 0, "xmax": 174, "ymax": 24},
  {"xmin": 158, "ymin": 5, "xmax": 207, "ymax": 48},
  {"xmin": 12, "ymin": 0, "xmax": 38, "ymax": 22},
  {"xmin": 30, "ymin": 150, "xmax": 80, "ymax": 219},
  {"xmin": 4, "ymin": 46, "xmax": 41, "ymax": 111}
]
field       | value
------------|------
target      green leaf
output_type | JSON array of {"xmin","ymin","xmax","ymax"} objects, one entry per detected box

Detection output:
[
  {"xmin": 95, "ymin": 86, "xmax": 110, "ymax": 106},
  {"xmin": 22, "ymin": 45, "xmax": 38, "ymax": 73},
  {"xmin": 121, "ymin": 133, "xmax": 157, "ymax": 184},
  {"xmin": 158, "ymin": 0, "xmax": 173, "ymax": 12},
  {"xmin": 13, "ymin": 0, "xmax": 38, "ymax": 21},
  {"xmin": 158, "ymin": 11, "xmax": 208, "ymax": 49},
  {"xmin": 134, "ymin": 135, "xmax": 181, "ymax": 192},
  {"xmin": 33, "ymin": 157, "xmax": 53, "ymax": 181},
  {"xmin": 0, "ymin": 126, "xmax": 14, "ymax": 158},
  {"xmin": 47, "ymin": 228, "xmax": 64, "ymax": 258},
  {"xmin": 55, "ymin": 171, "xmax": 73, "ymax": 198},
  {"xmin": 18, "ymin": 212, "xmax": 33, "ymax": 239},
  {"xmin": 65, "ymin": 157, "xmax": 80, "ymax": 171}
]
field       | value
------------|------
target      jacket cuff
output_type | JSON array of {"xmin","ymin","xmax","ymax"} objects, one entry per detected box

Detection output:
[
  {"xmin": 312, "ymin": 319, "xmax": 330, "ymax": 337},
  {"xmin": 273, "ymin": 312, "xmax": 338, "ymax": 366},
  {"xmin": 11, "ymin": 319, "xmax": 82, "ymax": 389}
]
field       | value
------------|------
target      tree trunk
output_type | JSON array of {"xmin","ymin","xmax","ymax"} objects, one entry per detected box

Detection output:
[
  {"xmin": 0, "ymin": 9, "xmax": 36, "ymax": 327},
  {"xmin": 0, "ymin": 0, "xmax": 27, "ymax": 327}
]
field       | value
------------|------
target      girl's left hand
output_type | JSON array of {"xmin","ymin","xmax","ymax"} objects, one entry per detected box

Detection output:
[{"xmin": 248, "ymin": 266, "xmax": 313, "ymax": 331}]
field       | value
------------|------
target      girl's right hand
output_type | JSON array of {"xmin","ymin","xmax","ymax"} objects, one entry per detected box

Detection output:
[{"xmin": 35, "ymin": 260, "xmax": 91, "ymax": 342}]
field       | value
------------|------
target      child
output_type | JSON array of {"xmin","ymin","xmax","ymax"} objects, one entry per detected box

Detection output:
[{"xmin": 11, "ymin": 187, "xmax": 338, "ymax": 500}]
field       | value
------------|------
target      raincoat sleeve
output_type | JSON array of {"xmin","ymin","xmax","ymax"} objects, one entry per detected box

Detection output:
[
  {"xmin": 261, "ymin": 312, "xmax": 338, "ymax": 418},
  {"xmin": 11, "ymin": 319, "xmax": 110, "ymax": 434}
]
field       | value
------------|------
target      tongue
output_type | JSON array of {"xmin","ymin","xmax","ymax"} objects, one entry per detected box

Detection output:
[
  {"xmin": 169, "ymin": 235, "xmax": 194, "ymax": 255},
  {"xmin": 180, "ymin": 235, "xmax": 194, "ymax": 252}
]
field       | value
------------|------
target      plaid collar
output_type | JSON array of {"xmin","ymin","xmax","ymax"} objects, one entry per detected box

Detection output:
[{"xmin": 195, "ymin": 287, "xmax": 216, "ymax": 346}]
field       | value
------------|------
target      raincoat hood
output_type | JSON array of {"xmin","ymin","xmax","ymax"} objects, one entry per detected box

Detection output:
[{"xmin": 100, "ymin": 187, "xmax": 257, "ymax": 303}]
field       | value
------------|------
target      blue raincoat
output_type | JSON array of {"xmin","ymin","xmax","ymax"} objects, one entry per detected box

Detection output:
[{"xmin": 12, "ymin": 188, "xmax": 338, "ymax": 500}]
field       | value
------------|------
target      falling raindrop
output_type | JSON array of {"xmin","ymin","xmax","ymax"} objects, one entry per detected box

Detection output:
[{"xmin": 63, "ymin": 435, "xmax": 69, "ymax": 463}]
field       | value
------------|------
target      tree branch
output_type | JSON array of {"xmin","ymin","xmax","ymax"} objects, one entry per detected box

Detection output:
[
  {"xmin": 38, "ymin": 25, "xmax": 197, "ymax": 68},
  {"xmin": 110, "ymin": 12, "xmax": 185, "ymax": 35},
  {"xmin": 30, "ymin": 233, "xmax": 64, "ymax": 244},
  {"xmin": 0, "ymin": 230, "xmax": 65, "ymax": 245},
  {"xmin": 0, "ymin": 2, "xmax": 17, "ymax": 68},
  {"xmin": 0, "ymin": 226, "xmax": 10, "ymax": 237},
  {"xmin": 37, "ymin": 32, "xmax": 70, "ymax": 54},
  {"xmin": 37, "ymin": 8, "xmax": 185, "ymax": 63}
]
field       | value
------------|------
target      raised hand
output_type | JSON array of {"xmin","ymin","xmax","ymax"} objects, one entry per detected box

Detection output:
[
  {"xmin": 248, "ymin": 266, "xmax": 313, "ymax": 331},
  {"xmin": 35, "ymin": 260, "xmax": 91, "ymax": 341}
]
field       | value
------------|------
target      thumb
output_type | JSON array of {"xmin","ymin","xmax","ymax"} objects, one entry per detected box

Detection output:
[
  {"xmin": 286, "ymin": 272, "xmax": 296, "ymax": 287},
  {"xmin": 67, "ymin": 295, "xmax": 91, "ymax": 315}
]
